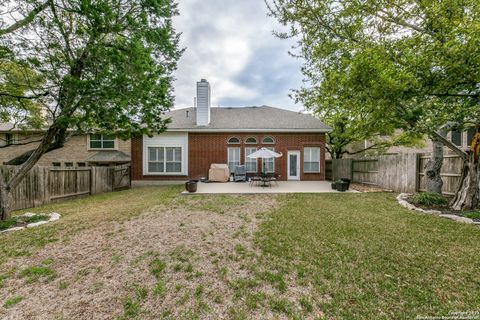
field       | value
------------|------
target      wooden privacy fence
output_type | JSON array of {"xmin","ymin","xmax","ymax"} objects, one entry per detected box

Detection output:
[
  {"xmin": 0, "ymin": 165, "xmax": 131, "ymax": 211},
  {"xmin": 326, "ymin": 153, "xmax": 463, "ymax": 195}
]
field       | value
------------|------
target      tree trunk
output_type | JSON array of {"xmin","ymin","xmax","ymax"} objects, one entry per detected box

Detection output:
[
  {"xmin": 0, "ymin": 126, "xmax": 67, "ymax": 220},
  {"xmin": 0, "ymin": 170, "xmax": 12, "ymax": 220},
  {"xmin": 451, "ymin": 156, "xmax": 480, "ymax": 210},
  {"xmin": 424, "ymin": 134, "xmax": 445, "ymax": 193},
  {"xmin": 451, "ymin": 125, "xmax": 480, "ymax": 210}
]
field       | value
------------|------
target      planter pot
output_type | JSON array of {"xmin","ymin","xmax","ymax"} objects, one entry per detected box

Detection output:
[
  {"xmin": 185, "ymin": 180, "xmax": 197, "ymax": 193},
  {"xmin": 336, "ymin": 181, "xmax": 348, "ymax": 192},
  {"xmin": 331, "ymin": 182, "xmax": 337, "ymax": 190},
  {"xmin": 340, "ymin": 178, "xmax": 351, "ymax": 190}
]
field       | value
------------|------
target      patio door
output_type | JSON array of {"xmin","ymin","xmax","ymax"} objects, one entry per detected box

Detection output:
[{"xmin": 287, "ymin": 151, "xmax": 300, "ymax": 180}]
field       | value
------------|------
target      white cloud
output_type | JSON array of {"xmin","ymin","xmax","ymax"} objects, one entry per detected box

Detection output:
[{"xmin": 172, "ymin": 0, "xmax": 304, "ymax": 111}]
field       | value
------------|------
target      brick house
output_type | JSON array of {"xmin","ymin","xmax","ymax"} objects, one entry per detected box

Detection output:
[
  {"xmin": 131, "ymin": 79, "xmax": 331, "ymax": 183},
  {"xmin": 0, "ymin": 123, "xmax": 131, "ymax": 167}
]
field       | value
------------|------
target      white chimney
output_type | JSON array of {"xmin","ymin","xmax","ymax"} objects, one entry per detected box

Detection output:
[{"xmin": 196, "ymin": 79, "xmax": 211, "ymax": 126}]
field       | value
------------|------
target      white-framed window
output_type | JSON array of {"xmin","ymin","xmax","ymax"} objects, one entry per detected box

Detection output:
[
  {"xmin": 148, "ymin": 146, "xmax": 182, "ymax": 173},
  {"xmin": 227, "ymin": 137, "xmax": 240, "ymax": 144},
  {"xmin": 245, "ymin": 147, "xmax": 257, "ymax": 173},
  {"xmin": 89, "ymin": 134, "xmax": 116, "ymax": 149},
  {"xmin": 245, "ymin": 137, "xmax": 257, "ymax": 144},
  {"xmin": 227, "ymin": 147, "xmax": 240, "ymax": 173},
  {"xmin": 304, "ymin": 147, "xmax": 320, "ymax": 173},
  {"xmin": 262, "ymin": 147, "xmax": 275, "ymax": 173},
  {"xmin": 262, "ymin": 136, "xmax": 275, "ymax": 144}
]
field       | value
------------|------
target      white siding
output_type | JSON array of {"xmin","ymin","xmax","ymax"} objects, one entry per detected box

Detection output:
[{"xmin": 143, "ymin": 132, "xmax": 188, "ymax": 176}]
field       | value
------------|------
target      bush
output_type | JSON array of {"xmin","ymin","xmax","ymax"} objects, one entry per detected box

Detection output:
[
  {"xmin": 0, "ymin": 219, "xmax": 17, "ymax": 231},
  {"xmin": 0, "ymin": 214, "xmax": 49, "ymax": 231},
  {"xmin": 411, "ymin": 192, "xmax": 448, "ymax": 207},
  {"xmin": 465, "ymin": 211, "xmax": 480, "ymax": 220}
]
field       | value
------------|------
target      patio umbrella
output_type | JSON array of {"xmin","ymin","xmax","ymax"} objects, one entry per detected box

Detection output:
[{"xmin": 247, "ymin": 147, "xmax": 282, "ymax": 174}]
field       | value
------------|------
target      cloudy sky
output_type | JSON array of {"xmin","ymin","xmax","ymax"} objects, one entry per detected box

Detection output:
[{"xmin": 172, "ymin": 0, "xmax": 304, "ymax": 111}]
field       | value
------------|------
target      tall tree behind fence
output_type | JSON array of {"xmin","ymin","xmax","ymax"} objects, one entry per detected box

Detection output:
[
  {"xmin": 326, "ymin": 153, "xmax": 462, "ymax": 195},
  {"xmin": 0, "ymin": 165, "xmax": 131, "ymax": 211}
]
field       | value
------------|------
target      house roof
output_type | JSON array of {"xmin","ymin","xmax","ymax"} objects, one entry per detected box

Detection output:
[
  {"xmin": 0, "ymin": 123, "xmax": 17, "ymax": 132},
  {"xmin": 163, "ymin": 106, "xmax": 331, "ymax": 132},
  {"xmin": 86, "ymin": 150, "xmax": 131, "ymax": 163},
  {"xmin": 0, "ymin": 123, "xmax": 46, "ymax": 132}
]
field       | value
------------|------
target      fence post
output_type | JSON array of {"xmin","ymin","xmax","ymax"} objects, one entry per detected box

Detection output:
[
  {"xmin": 350, "ymin": 158, "xmax": 354, "ymax": 181},
  {"xmin": 90, "ymin": 166, "xmax": 95, "ymax": 195},
  {"xmin": 415, "ymin": 153, "xmax": 421, "ymax": 193}
]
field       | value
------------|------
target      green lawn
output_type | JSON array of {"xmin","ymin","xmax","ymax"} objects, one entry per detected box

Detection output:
[
  {"xmin": 254, "ymin": 193, "xmax": 480, "ymax": 319},
  {"xmin": 0, "ymin": 188, "xmax": 479, "ymax": 319}
]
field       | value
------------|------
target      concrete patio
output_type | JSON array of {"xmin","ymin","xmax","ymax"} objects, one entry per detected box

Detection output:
[{"xmin": 182, "ymin": 181, "xmax": 359, "ymax": 194}]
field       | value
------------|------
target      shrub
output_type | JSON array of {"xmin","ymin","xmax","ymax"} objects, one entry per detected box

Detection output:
[
  {"xmin": 0, "ymin": 214, "xmax": 49, "ymax": 231},
  {"xmin": 465, "ymin": 211, "xmax": 480, "ymax": 220},
  {"xmin": 411, "ymin": 192, "xmax": 448, "ymax": 207},
  {"xmin": 0, "ymin": 219, "xmax": 17, "ymax": 231}
]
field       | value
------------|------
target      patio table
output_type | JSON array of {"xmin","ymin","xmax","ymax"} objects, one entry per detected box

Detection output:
[{"xmin": 250, "ymin": 175, "xmax": 273, "ymax": 188}]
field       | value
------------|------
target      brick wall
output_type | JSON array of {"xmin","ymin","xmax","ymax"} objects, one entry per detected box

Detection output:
[
  {"xmin": 0, "ymin": 133, "xmax": 131, "ymax": 166},
  {"xmin": 131, "ymin": 132, "xmax": 326, "ymax": 181}
]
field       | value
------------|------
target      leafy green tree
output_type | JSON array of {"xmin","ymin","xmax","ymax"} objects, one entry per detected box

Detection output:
[
  {"xmin": 0, "ymin": 0, "xmax": 182, "ymax": 219},
  {"xmin": 0, "ymin": 59, "xmax": 45, "ymax": 129},
  {"xmin": 267, "ymin": 0, "xmax": 480, "ymax": 209},
  {"xmin": 301, "ymin": 91, "xmax": 423, "ymax": 159}
]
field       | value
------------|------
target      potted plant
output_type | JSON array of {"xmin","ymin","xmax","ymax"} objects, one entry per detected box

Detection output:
[
  {"xmin": 185, "ymin": 180, "xmax": 198, "ymax": 193},
  {"xmin": 335, "ymin": 180, "xmax": 348, "ymax": 192}
]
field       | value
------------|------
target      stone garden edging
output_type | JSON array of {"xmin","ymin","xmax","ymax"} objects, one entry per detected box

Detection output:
[
  {"xmin": 396, "ymin": 193, "xmax": 480, "ymax": 225},
  {"xmin": 0, "ymin": 212, "xmax": 61, "ymax": 233}
]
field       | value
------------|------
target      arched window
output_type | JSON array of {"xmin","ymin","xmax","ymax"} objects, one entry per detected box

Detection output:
[
  {"xmin": 262, "ymin": 136, "xmax": 275, "ymax": 144},
  {"xmin": 245, "ymin": 137, "xmax": 257, "ymax": 144},
  {"xmin": 227, "ymin": 137, "xmax": 240, "ymax": 144}
]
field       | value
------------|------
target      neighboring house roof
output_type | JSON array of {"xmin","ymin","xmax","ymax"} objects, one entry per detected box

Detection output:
[
  {"xmin": 86, "ymin": 150, "xmax": 131, "ymax": 163},
  {"xmin": 163, "ymin": 106, "xmax": 331, "ymax": 132},
  {"xmin": 0, "ymin": 123, "xmax": 17, "ymax": 132},
  {"xmin": 0, "ymin": 122, "xmax": 46, "ymax": 133}
]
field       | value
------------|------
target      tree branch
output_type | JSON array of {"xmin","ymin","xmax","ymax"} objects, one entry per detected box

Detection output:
[
  {"xmin": 428, "ymin": 92, "xmax": 480, "ymax": 98},
  {"xmin": 430, "ymin": 131, "xmax": 468, "ymax": 160},
  {"xmin": 0, "ymin": 91, "xmax": 49, "ymax": 100},
  {"xmin": 0, "ymin": 138, "xmax": 42, "ymax": 149},
  {"xmin": 0, "ymin": 1, "xmax": 50, "ymax": 36},
  {"xmin": 345, "ymin": 142, "xmax": 385, "ymax": 155}
]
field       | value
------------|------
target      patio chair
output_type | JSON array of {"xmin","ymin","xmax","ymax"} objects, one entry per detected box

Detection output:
[
  {"xmin": 234, "ymin": 165, "xmax": 247, "ymax": 182},
  {"xmin": 267, "ymin": 173, "xmax": 279, "ymax": 186},
  {"xmin": 249, "ymin": 175, "xmax": 262, "ymax": 186}
]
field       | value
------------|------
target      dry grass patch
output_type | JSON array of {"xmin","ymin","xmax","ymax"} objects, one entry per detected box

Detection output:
[{"xmin": 0, "ymin": 187, "xmax": 288, "ymax": 319}]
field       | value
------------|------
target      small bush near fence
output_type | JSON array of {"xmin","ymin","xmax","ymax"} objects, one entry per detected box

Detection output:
[
  {"xmin": 411, "ymin": 192, "xmax": 449, "ymax": 207},
  {"xmin": 0, "ymin": 214, "xmax": 50, "ymax": 231}
]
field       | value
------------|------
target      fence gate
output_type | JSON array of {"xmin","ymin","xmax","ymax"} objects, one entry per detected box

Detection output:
[{"xmin": 113, "ymin": 165, "xmax": 131, "ymax": 190}]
